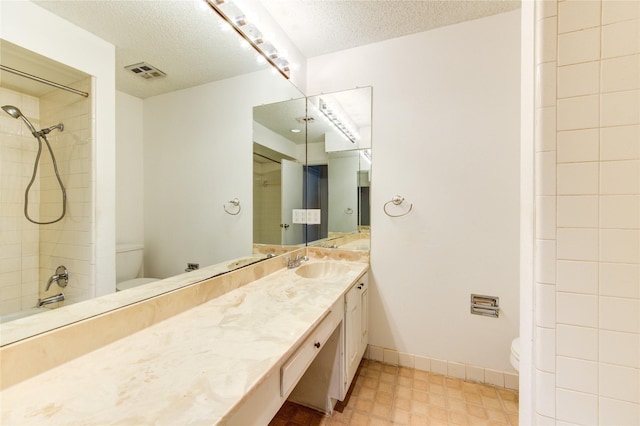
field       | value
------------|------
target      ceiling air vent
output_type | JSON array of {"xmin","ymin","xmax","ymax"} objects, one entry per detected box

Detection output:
[{"xmin": 124, "ymin": 62, "xmax": 166, "ymax": 80}]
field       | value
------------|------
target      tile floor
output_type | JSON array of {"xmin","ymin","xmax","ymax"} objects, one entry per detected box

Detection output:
[{"xmin": 269, "ymin": 359, "xmax": 519, "ymax": 426}]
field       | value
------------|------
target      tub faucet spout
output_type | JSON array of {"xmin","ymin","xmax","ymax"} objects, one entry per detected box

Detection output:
[{"xmin": 38, "ymin": 293, "xmax": 64, "ymax": 307}]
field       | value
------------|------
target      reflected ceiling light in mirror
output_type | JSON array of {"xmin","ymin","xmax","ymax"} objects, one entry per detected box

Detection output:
[
  {"xmin": 204, "ymin": 0, "xmax": 291, "ymax": 79},
  {"xmin": 318, "ymin": 98, "xmax": 360, "ymax": 144}
]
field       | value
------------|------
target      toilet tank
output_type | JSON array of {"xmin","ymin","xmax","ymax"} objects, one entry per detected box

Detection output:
[{"xmin": 115, "ymin": 244, "xmax": 144, "ymax": 284}]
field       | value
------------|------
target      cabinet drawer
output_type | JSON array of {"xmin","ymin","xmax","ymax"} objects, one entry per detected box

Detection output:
[{"xmin": 281, "ymin": 303, "xmax": 341, "ymax": 397}]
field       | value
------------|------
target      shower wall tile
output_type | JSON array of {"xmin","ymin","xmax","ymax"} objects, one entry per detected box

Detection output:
[
  {"xmin": 600, "ymin": 90, "xmax": 640, "ymax": 127},
  {"xmin": 599, "ymin": 330, "xmax": 640, "ymax": 368},
  {"xmin": 557, "ymin": 129, "xmax": 599, "ymax": 163},
  {"xmin": 537, "ymin": 17, "xmax": 558, "ymax": 64},
  {"xmin": 557, "ymin": 62, "xmax": 599, "ymax": 98},
  {"xmin": 556, "ymin": 228, "xmax": 598, "ymax": 261},
  {"xmin": 536, "ymin": 283, "xmax": 557, "ymax": 328},
  {"xmin": 556, "ymin": 389, "xmax": 598, "ymax": 425},
  {"xmin": 601, "ymin": 55, "xmax": 640, "ymax": 93},
  {"xmin": 557, "ymin": 162, "xmax": 599, "ymax": 195},
  {"xmin": 556, "ymin": 356, "xmax": 598, "ymax": 394},
  {"xmin": 536, "ymin": 326, "xmax": 556, "ymax": 372},
  {"xmin": 601, "ymin": 19, "xmax": 640, "ymax": 58},
  {"xmin": 536, "ymin": 151, "xmax": 557, "ymax": 195},
  {"xmin": 536, "ymin": 370, "xmax": 556, "ymax": 417},
  {"xmin": 599, "ymin": 296, "xmax": 640, "ymax": 333},
  {"xmin": 536, "ymin": 239, "xmax": 557, "ymax": 284},
  {"xmin": 556, "ymin": 324, "xmax": 598, "ymax": 361},
  {"xmin": 556, "ymin": 292, "xmax": 598, "ymax": 327},
  {"xmin": 557, "ymin": 27, "xmax": 600, "ymax": 66},
  {"xmin": 599, "ymin": 263, "xmax": 640, "ymax": 298},
  {"xmin": 536, "ymin": 107, "xmax": 557, "ymax": 152},
  {"xmin": 599, "ymin": 363, "xmax": 640, "ymax": 403},
  {"xmin": 536, "ymin": 196, "xmax": 556, "ymax": 239},
  {"xmin": 557, "ymin": 95, "xmax": 599, "ymax": 131},
  {"xmin": 600, "ymin": 195, "xmax": 640, "ymax": 229},
  {"xmin": 556, "ymin": 260, "xmax": 598, "ymax": 294},
  {"xmin": 0, "ymin": 89, "xmax": 41, "ymax": 316},
  {"xmin": 602, "ymin": 0, "xmax": 640, "ymax": 25},
  {"xmin": 600, "ymin": 229, "xmax": 639, "ymax": 264},
  {"xmin": 557, "ymin": 196, "xmax": 598, "ymax": 228},
  {"xmin": 600, "ymin": 125, "xmax": 640, "ymax": 161},
  {"xmin": 599, "ymin": 397, "xmax": 640, "ymax": 426},
  {"xmin": 557, "ymin": 0, "xmax": 601, "ymax": 33}
]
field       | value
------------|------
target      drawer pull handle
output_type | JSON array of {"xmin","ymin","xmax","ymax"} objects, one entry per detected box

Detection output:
[
  {"xmin": 314, "ymin": 342, "xmax": 321, "ymax": 349},
  {"xmin": 357, "ymin": 284, "xmax": 363, "ymax": 289}
]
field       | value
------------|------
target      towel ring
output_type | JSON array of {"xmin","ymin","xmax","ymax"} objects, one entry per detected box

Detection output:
[
  {"xmin": 223, "ymin": 198, "xmax": 241, "ymax": 215},
  {"xmin": 345, "ymin": 207, "xmax": 354, "ymax": 215},
  {"xmin": 383, "ymin": 195, "xmax": 413, "ymax": 218}
]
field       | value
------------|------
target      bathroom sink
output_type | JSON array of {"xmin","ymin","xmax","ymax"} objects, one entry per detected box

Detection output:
[{"xmin": 295, "ymin": 262, "xmax": 350, "ymax": 279}]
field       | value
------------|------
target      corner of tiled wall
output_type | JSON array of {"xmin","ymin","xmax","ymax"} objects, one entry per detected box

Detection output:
[
  {"xmin": 535, "ymin": 0, "xmax": 640, "ymax": 424},
  {"xmin": 534, "ymin": 1, "xmax": 559, "ymax": 423}
]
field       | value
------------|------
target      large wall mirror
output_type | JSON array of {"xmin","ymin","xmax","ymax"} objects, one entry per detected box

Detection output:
[
  {"xmin": 1, "ymin": 1, "xmax": 372, "ymax": 346},
  {"xmin": 252, "ymin": 87, "xmax": 372, "ymax": 251},
  {"xmin": 0, "ymin": 0, "xmax": 305, "ymax": 344}
]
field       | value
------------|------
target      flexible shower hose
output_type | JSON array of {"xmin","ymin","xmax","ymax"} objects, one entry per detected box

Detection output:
[{"xmin": 24, "ymin": 134, "xmax": 67, "ymax": 225}]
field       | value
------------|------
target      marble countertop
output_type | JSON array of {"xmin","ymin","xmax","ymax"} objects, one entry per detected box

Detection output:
[{"xmin": 1, "ymin": 259, "xmax": 368, "ymax": 425}]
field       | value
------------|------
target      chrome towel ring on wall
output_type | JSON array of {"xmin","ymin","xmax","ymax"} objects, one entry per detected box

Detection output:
[
  {"xmin": 223, "ymin": 198, "xmax": 241, "ymax": 215},
  {"xmin": 383, "ymin": 195, "xmax": 413, "ymax": 217}
]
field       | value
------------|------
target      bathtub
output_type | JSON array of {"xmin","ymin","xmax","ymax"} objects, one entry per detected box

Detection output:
[{"xmin": 0, "ymin": 307, "xmax": 45, "ymax": 324}]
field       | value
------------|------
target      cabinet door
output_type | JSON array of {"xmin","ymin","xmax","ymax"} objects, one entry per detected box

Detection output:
[
  {"xmin": 345, "ymin": 284, "xmax": 361, "ymax": 389},
  {"xmin": 360, "ymin": 281, "xmax": 369, "ymax": 358}
]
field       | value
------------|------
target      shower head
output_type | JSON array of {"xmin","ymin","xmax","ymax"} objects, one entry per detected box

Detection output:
[
  {"xmin": 2, "ymin": 105, "xmax": 22, "ymax": 118},
  {"xmin": 2, "ymin": 104, "xmax": 43, "ymax": 137}
]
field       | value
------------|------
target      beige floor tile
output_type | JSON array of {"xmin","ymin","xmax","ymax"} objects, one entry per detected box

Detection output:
[
  {"xmin": 355, "ymin": 397, "xmax": 375, "ymax": 412},
  {"xmin": 376, "ymin": 390, "xmax": 393, "ymax": 405},
  {"xmin": 378, "ymin": 381, "xmax": 394, "ymax": 393},
  {"xmin": 396, "ymin": 385, "xmax": 412, "ymax": 399},
  {"xmin": 399, "ymin": 367, "xmax": 414, "ymax": 378},
  {"xmin": 391, "ymin": 408, "xmax": 410, "ymax": 424},
  {"xmin": 394, "ymin": 396, "xmax": 411, "ymax": 411},
  {"xmin": 270, "ymin": 360, "xmax": 519, "ymax": 426},
  {"xmin": 370, "ymin": 402, "xmax": 392, "ymax": 419}
]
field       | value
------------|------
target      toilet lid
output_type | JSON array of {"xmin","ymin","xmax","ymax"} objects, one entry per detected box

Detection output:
[{"xmin": 116, "ymin": 278, "xmax": 158, "ymax": 291}]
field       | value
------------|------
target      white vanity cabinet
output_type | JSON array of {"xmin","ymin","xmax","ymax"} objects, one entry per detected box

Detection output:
[{"xmin": 344, "ymin": 271, "xmax": 369, "ymax": 392}]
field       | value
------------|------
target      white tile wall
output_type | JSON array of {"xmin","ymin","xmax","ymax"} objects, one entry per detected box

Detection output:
[
  {"xmin": 0, "ymin": 88, "xmax": 40, "ymax": 315},
  {"xmin": 534, "ymin": 0, "xmax": 640, "ymax": 422}
]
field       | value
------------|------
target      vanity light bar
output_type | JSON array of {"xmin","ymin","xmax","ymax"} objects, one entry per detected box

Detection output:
[
  {"xmin": 319, "ymin": 98, "xmax": 360, "ymax": 144},
  {"xmin": 204, "ymin": 0, "xmax": 291, "ymax": 79}
]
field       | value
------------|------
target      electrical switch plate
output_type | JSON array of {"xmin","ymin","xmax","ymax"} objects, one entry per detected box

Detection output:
[
  {"xmin": 307, "ymin": 209, "xmax": 321, "ymax": 224},
  {"xmin": 292, "ymin": 209, "xmax": 307, "ymax": 224}
]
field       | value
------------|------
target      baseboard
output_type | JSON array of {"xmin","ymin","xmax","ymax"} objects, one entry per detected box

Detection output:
[{"xmin": 364, "ymin": 344, "xmax": 519, "ymax": 391}]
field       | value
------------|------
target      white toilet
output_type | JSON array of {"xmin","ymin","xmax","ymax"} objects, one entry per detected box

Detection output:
[
  {"xmin": 510, "ymin": 337, "xmax": 520, "ymax": 372},
  {"xmin": 115, "ymin": 244, "xmax": 158, "ymax": 291}
]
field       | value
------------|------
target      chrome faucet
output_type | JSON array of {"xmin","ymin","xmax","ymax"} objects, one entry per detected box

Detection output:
[
  {"xmin": 38, "ymin": 293, "xmax": 64, "ymax": 307},
  {"xmin": 286, "ymin": 253, "xmax": 309, "ymax": 269},
  {"xmin": 45, "ymin": 265, "xmax": 69, "ymax": 291}
]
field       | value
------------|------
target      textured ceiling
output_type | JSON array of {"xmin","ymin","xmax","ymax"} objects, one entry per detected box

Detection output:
[
  {"xmin": 22, "ymin": 0, "xmax": 520, "ymax": 99},
  {"xmin": 33, "ymin": 0, "xmax": 269, "ymax": 99},
  {"xmin": 259, "ymin": 0, "xmax": 521, "ymax": 57}
]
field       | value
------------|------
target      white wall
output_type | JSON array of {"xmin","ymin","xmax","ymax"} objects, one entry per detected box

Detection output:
[
  {"xmin": 1, "ymin": 1, "xmax": 116, "ymax": 297},
  {"xmin": 307, "ymin": 11, "xmax": 521, "ymax": 373},
  {"xmin": 143, "ymin": 69, "xmax": 302, "ymax": 279},
  {"xmin": 115, "ymin": 91, "xmax": 144, "ymax": 246}
]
